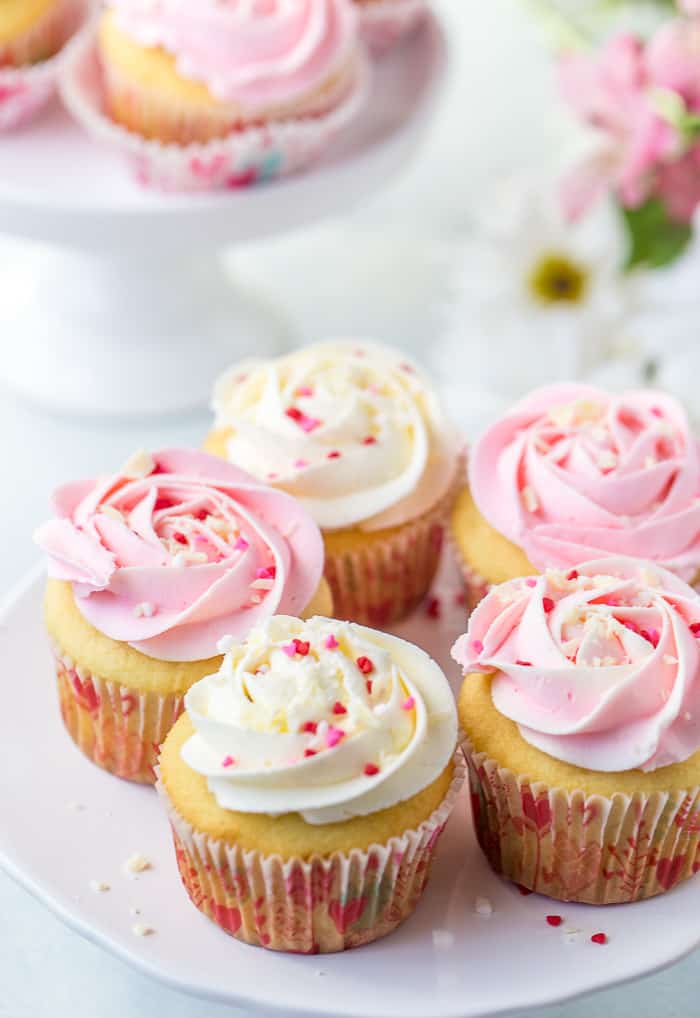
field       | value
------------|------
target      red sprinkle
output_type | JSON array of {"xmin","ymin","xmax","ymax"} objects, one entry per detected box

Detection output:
[
  {"xmin": 426, "ymin": 597, "xmax": 441, "ymax": 620},
  {"xmin": 691, "ymin": 623, "xmax": 700, "ymax": 635},
  {"xmin": 256, "ymin": 566, "xmax": 276, "ymax": 580},
  {"xmin": 364, "ymin": 763, "xmax": 380, "ymax": 777},
  {"xmin": 517, "ymin": 885, "xmax": 533, "ymax": 896},
  {"xmin": 293, "ymin": 639, "xmax": 310, "ymax": 657},
  {"xmin": 516, "ymin": 660, "xmax": 532, "ymax": 667},
  {"xmin": 301, "ymin": 721, "xmax": 318, "ymax": 735},
  {"xmin": 221, "ymin": 755, "xmax": 236, "ymax": 768},
  {"xmin": 650, "ymin": 406, "xmax": 663, "ymax": 418},
  {"xmin": 173, "ymin": 532, "xmax": 187, "ymax": 545},
  {"xmin": 546, "ymin": 915, "xmax": 563, "ymax": 927},
  {"xmin": 304, "ymin": 749, "xmax": 317, "ymax": 758},
  {"xmin": 332, "ymin": 702, "xmax": 348, "ymax": 715},
  {"xmin": 591, "ymin": 932, "xmax": 608, "ymax": 945},
  {"xmin": 194, "ymin": 509, "xmax": 210, "ymax": 520},
  {"xmin": 363, "ymin": 436, "xmax": 377, "ymax": 445},
  {"xmin": 366, "ymin": 679, "xmax": 374, "ymax": 695},
  {"xmin": 285, "ymin": 407, "xmax": 303, "ymax": 422},
  {"xmin": 567, "ymin": 569, "xmax": 579, "ymax": 581},
  {"xmin": 543, "ymin": 597, "xmax": 555, "ymax": 614},
  {"xmin": 327, "ymin": 450, "xmax": 342, "ymax": 460},
  {"xmin": 357, "ymin": 656, "xmax": 374, "ymax": 675}
]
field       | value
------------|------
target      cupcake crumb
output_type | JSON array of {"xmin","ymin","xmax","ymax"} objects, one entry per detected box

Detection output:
[
  {"xmin": 89, "ymin": 880, "xmax": 110, "ymax": 894},
  {"xmin": 130, "ymin": 906, "xmax": 141, "ymax": 916},
  {"xmin": 132, "ymin": 924, "xmax": 155, "ymax": 938},
  {"xmin": 123, "ymin": 853, "xmax": 152, "ymax": 877},
  {"xmin": 432, "ymin": 929, "xmax": 455, "ymax": 950},
  {"xmin": 562, "ymin": 927, "xmax": 581, "ymax": 944},
  {"xmin": 474, "ymin": 896, "xmax": 493, "ymax": 917}
]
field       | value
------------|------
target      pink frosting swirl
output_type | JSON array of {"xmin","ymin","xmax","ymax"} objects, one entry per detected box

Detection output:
[
  {"xmin": 452, "ymin": 558, "xmax": 700, "ymax": 772},
  {"xmin": 34, "ymin": 449, "xmax": 324, "ymax": 662},
  {"xmin": 109, "ymin": 0, "xmax": 357, "ymax": 108},
  {"xmin": 470, "ymin": 384, "xmax": 700, "ymax": 581}
]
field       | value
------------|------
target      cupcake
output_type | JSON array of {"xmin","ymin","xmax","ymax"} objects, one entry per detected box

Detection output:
[
  {"xmin": 205, "ymin": 340, "xmax": 462, "ymax": 626},
  {"xmin": 0, "ymin": 0, "xmax": 87, "ymax": 129},
  {"xmin": 158, "ymin": 613, "xmax": 462, "ymax": 952},
  {"xmin": 452, "ymin": 384, "xmax": 700, "ymax": 610},
  {"xmin": 452, "ymin": 557, "xmax": 700, "ymax": 904},
  {"xmin": 34, "ymin": 448, "xmax": 331, "ymax": 784},
  {"xmin": 352, "ymin": 0, "xmax": 426, "ymax": 55},
  {"xmin": 96, "ymin": 0, "xmax": 361, "ymax": 145}
]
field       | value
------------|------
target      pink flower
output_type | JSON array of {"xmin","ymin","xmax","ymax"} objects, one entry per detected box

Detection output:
[
  {"xmin": 678, "ymin": 0, "xmax": 700, "ymax": 16},
  {"xmin": 657, "ymin": 144, "xmax": 700, "ymax": 222},
  {"xmin": 647, "ymin": 19, "xmax": 700, "ymax": 111}
]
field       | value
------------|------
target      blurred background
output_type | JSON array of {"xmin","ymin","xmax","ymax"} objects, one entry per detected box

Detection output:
[{"xmin": 2, "ymin": 1, "xmax": 700, "ymax": 1015}]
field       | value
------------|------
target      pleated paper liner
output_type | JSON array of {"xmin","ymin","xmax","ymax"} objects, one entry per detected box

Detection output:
[
  {"xmin": 357, "ymin": 0, "xmax": 427, "ymax": 55},
  {"xmin": 59, "ymin": 29, "xmax": 371, "ymax": 192},
  {"xmin": 463, "ymin": 738, "xmax": 700, "ymax": 904},
  {"xmin": 0, "ymin": 0, "xmax": 90, "ymax": 131},
  {"xmin": 53, "ymin": 647, "xmax": 184, "ymax": 785},
  {"xmin": 324, "ymin": 473, "xmax": 462, "ymax": 627},
  {"xmin": 157, "ymin": 754, "xmax": 465, "ymax": 954}
]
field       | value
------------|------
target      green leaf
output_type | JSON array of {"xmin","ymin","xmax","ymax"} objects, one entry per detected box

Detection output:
[{"xmin": 621, "ymin": 198, "xmax": 693, "ymax": 270}]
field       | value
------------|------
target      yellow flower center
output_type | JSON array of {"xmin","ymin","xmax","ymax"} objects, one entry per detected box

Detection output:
[{"xmin": 528, "ymin": 252, "xmax": 589, "ymax": 305}]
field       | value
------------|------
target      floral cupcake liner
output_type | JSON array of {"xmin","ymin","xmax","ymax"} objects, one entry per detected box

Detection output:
[
  {"xmin": 0, "ymin": 0, "xmax": 89, "ymax": 131},
  {"xmin": 356, "ymin": 0, "xmax": 427, "ymax": 55},
  {"xmin": 58, "ymin": 29, "xmax": 371, "ymax": 192},
  {"xmin": 52, "ymin": 646, "xmax": 184, "ymax": 784},
  {"xmin": 464, "ymin": 738, "xmax": 700, "ymax": 904},
  {"xmin": 156, "ymin": 753, "xmax": 465, "ymax": 954},
  {"xmin": 325, "ymin": 475, "xmax": 462, "ymax": 627}
]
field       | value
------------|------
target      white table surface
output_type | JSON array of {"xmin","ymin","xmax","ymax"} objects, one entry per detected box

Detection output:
[{"xmin": 1, "ymin": 2, "xmax": 698, "ymax": 1015}]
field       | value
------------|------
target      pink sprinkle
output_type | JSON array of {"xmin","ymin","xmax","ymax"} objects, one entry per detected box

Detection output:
[
  {"xmin": 332, "ymin": 701, "xmax": 347, "ymax": 715},
  {"xmin": 256, "ymin": 566, "xmax": 276, "ymax": 580},
  {"xmin": 363, "ymin": 436, "xmax": 377, "ymax": 445},
  {"xmin": 402, "ymin": 696, "xmax": 416, "ymax": 711},
  {"xmin": 526, "ymin": 578, "xmax": 537, "ymax": 588},
  {"xmin": 326, "ymin": 726, "xmax": 345, "ymax": 749},
  {"xmin": 325, "ymin": 634, "xmax": 339, "ymax": 650},
  {"xmin": 221, "ymin": 755, "xmax": 236, "ymax": 768},
  {"xmin": 471, "ymin": 639, "xmax": 484, "ymax": 654},
  {"xmin": 650, "ymin": 406, "xmax": 663, "ymax": 418},
  {"xmin": 543, "ymin": 597, "xmax": 555, "ymax": 614},
  {"xmin": 282, "ymin": 643, "xmax": 297, "ymax": 658},
  {"xmin": 357, "ymin": 656, "xmax": 374, "ymax": 675},
  {"xmin": 294, "ymin": 459, "xmax": 309, "ymax": 469},
  {"xmin": 297, "ymin": 385, "xmax": 314, "ymax": 397},
  {"xmin": 327, "ymin": 450, "xmax": 342, "ymax": 460},
  {"xmin": 267, "ymin": 472, "xmax": 278, "ymax": 480},
  {"xmin": 234, "ymin": 537, "xmax": 249, "ymax": 551},
  {"xmin": 364, "ymin": 763, "xmax": 380, "ymax": 777},
  {"xmin": 299, "ymin": 415, "xmax": 322, "ymax": 433},
  {"xmin": 400, "ymin": 362, "xmax": 415, "ymax": 374}
]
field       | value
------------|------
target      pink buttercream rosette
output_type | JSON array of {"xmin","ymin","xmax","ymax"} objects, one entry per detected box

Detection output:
[
  {"xmin": 452, "ymin": 558, "xmax": 700, "ymax": 902},
  {"xmin": 58, "ymin": 26, "xmax": 370, "ymax": 192},
  {"xmin": 470, "ymin": 384, "xmax": 700, "ymax": 585},
  {"xmin": 355, "ymin": 0, "xmax": 427, "ymax": 56},
  {"xmin": 36, "ymin": 448, "xmax": 323, "ymax": 662},
  {"xmin": 0, "ymin": 0, "xmax": 90, "ymax": 131}
]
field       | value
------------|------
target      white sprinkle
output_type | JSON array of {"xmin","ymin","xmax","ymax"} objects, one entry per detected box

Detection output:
[
  {"xmin": 250, "ymin": 578, "xmax": 274, "ymax": 591},
  {"xmin": 89, "ymin": 880, "xmax": 110, "ymax": 893},
  {"xmin": 250, "ymin": 593, "xmax": 263, "ymax": 605},
  {"xmin": 433, "ymin": 929, "xmax": 456, "ymax": 950},
  {"xmin": 123, "ymin": 853, "xmax": 152, "ymax": 877},
  {"xmin": 645, "ymin": 455, "xmax": 658, "ymax": 469},
  {"xmin": 474, "ymin": 896, "xmax": 493, "ymax": 917},
  {"xmin": 521, "ymin": 486, "xmax": 539, "ymax": 513},
  {"xmin": 132, "ymin": 924, "xmax": 155, "ymax": 937},
  {"xmin": 641, "ymin": 567, "xmax": 660, "ymax": 588},
  {"xmin": 597, "ymin": 449, "xmax": 618, "ymax": 470},
  {"xmin": 133, "ymin": 602, "xmax": 156, "ymax": 619},
  {"xmin": 217, "ymin": 635, "xmax": 236, "ymax": 655},
  {"xmin": 99, "ymin": 505, "xmax": 124, "ymax": 522},
  {"xmin": 121, "ymin": 449, "xmax": 156, "ymax": 479},
  {"xmin": 685, "ymin": 712, "xmax": 693, "ymax": 722},
  {"xmin": 562, "ymin": 927, "xmax": 582, "ymax": 944},
  {"xmin": 171, "ymin": 552, "xmax": 187, "ymax": 568},
  {"xmin": 209, "ymin": 518, "xmax": 230, "ymax": 534},
  {"xmin": 664, "ymin": 654, "xmax": 679, "ymax": 665}
]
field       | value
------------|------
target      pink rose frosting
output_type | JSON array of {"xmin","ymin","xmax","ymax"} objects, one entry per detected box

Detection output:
[
  {"xmin": 470, "ymin": 384, "xmax": 700, "ymax": 581},
  {"xmin": 109, "ymin": 0, "xmax": 357, "ymax": 109},
  {"xmin": 452, "ymin": 558, "xmax": 700, "ymax": 773},
  {"xmin": 35, "ymin": 448, "xmax": 324, "ymax": 662}
]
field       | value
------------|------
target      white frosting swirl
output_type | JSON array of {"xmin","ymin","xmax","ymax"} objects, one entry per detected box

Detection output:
[
  {"xmin": 211, "ymin": 340, "xmax": 460, "ymax": 532},
  {"xmin": 182, "ymin": 615, "xmax": 457, "ymax": 824}
]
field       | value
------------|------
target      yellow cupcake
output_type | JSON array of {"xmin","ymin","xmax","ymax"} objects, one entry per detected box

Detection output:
[
  {"xmin": 35, "ymin": 447, "xmax": 332, "ymax": 784},
  {"xmin": 97, "ymin": 2, "xmax": 361, "ymax": 145},
  {"xmin": 453, "ymin": 558, "xmax": 700, "ymax": 904},
  {"xmin": 158, "ymin": 615, "xmax": 462, "ymax": 952},
  {"xmin": 206, "ymin": 340, "xmax": 462, "ymax": 626},
  {"xmin": 0, "ymin": 0, "xmax": 81, "ymax": 67}
]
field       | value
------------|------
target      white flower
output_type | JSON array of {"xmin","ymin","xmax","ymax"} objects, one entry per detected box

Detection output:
[{"xmin": 436, "ymin": 173, "xmax": 644, "ymax": 412}]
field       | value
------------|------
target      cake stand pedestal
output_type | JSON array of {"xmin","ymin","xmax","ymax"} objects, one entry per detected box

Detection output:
[{"xmin": 0, "ymin": 15, "xmax": 445, "ymax": 417}]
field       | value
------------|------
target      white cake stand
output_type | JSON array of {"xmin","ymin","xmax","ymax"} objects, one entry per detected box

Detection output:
[{"xmin": 0, "ymin": 15, "xmax": 445, "ymax": 417}]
